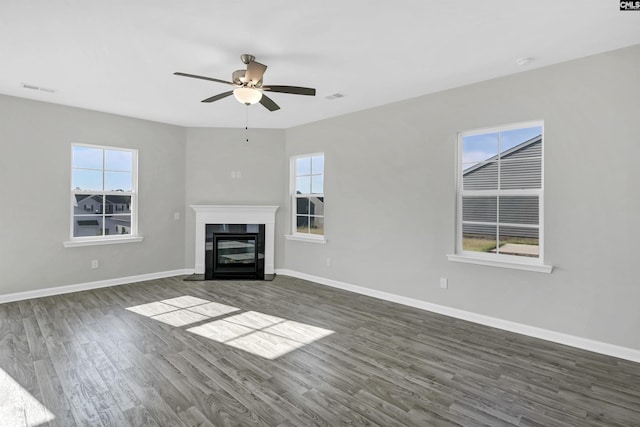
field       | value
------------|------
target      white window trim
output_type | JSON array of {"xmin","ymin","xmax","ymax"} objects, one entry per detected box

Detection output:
[
  {"xmin": 63, "ymin": 236, "xmax": 144, "ymax": 248},
  {"xmin": 284, "ymin": 234, "xmax": 327, "ymax": 244},
  {"xmin": 289, "ymin": 152, "xmax": 325, "ymax": 242},
  {"xmin": 448, "ymin": 121, "xmax": 553, "ymax": 273},
  {"xmin": 65, "ymin": 143, "xmax": 142, "ymax": 247}
]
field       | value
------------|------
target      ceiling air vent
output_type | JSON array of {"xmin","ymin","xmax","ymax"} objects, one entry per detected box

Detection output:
[
  {"xmin": 325, "ymin": 93, "xmax": 345, "ymax": 100},
  {"xmin": 22, "ymin": 83, "xmax": 56, "ymax": 94}
]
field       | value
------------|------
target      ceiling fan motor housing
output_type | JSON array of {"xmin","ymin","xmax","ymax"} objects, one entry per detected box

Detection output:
[
  {"xmin": 232, "ymin": 69, "xmax": 263, "ymax": 87},
  {"xmin": 232, "ymin": 70, "xmax": 245, "ymax": 85}
]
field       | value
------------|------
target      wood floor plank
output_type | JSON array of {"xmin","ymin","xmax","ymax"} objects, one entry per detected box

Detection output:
[
  {"xmin": 3, "ymin": 319, "xmax": 36, "ymax": 389},
  {"xmin": 32, "ymin": 358, "xmax": 78, "ymax": 427},
  {"xmin": 190, "ymin": 387, "xmax": 258, "ymax": 426},
  {"xmin": 177, "ymin": 405, "xmax": 216, "ymax": 427},
  {"xmin": 64, "ymin": 342, "xmax": 131, "ymax": 427},
  {"xmin": 1, "ymin": 274, "xmax": 639, "ymax": 426},
  {"xmin": 121, "ymin": 370, "xmax": 189, "ymax": 427},
  {"xmin": 0, "ymin": 301, "xmax": 21, "ymax": 319},
  {"xmin": 120, "ymin": 346, "xmax": 193, "ymax": 415},
  {"xmin": 302, "ymin": 387, "xmax": 384, "ymax": 426},
  {"xmin": 180, "ymin": 352, "xmax": 285, "ymax": 425},
  {"xmin": 23, "ymin": 316, "xmax": 49, "ymax": 362},
  {"xmin": 54, "ymin": 367, "xmax": 105, "ymax": 426},
  {"xmin": 122, "ymin": 405, "xmax": 161, "ymax": 427}
]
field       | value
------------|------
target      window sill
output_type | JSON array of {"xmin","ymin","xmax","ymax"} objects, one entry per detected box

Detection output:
[
  {"xmin": 63, "ymin": 236, "xmax": 144, "ymax": 248},
  {"xmin": 285, "ymin": 235, "xmax": 327, "ymax": 244},
  {"xmin": 447, "ymin": 254, "xmax": 553, "ymax": 273}
]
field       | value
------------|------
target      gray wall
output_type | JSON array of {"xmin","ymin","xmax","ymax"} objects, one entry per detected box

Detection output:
[
  {"xmin": 0, "ymin": 95, "xmax": 186, "ymax": 295},
  {"xmin": 284, "ymin": 45, "xmax": 640, "ymax": 350},
  {"xmin": 184, "ymin": 128, "xmax": 287, "ymax": 270}
]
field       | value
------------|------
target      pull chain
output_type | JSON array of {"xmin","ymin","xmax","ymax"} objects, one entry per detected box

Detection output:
[{"xmin": 245, "ymin": 105, "xmax": 249, "ymax": 143}]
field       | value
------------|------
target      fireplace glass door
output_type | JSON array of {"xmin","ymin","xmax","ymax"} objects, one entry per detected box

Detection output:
[{"xmin": 214, "ymin": 234, "xmax": 258, "ymax": 275}]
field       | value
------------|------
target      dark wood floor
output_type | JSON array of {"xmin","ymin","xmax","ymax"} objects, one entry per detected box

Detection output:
[{"xmin": 1, "ymin": 275, "xmax": 639, "ymax": 426}]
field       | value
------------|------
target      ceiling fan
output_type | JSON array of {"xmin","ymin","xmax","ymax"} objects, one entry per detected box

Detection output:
[{"xmin": 174, "ymin": 54, "xmax": 316, "ymax": 111}]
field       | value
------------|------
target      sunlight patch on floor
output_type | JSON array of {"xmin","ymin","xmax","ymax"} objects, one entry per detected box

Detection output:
[
  {"xmin": 126, "ymin": 296, "xmax": 240, "ymax": 327},
  {"xmin": 187, "ymin": 311, "xmax": 334, "ymax": 359},
  {"xmin": 0, "ymin": 368, "xmax": 55, "ymax": 426},
  {"xmin": 126, "ymin": 296, "xmax": 334, "ymax": 359}
]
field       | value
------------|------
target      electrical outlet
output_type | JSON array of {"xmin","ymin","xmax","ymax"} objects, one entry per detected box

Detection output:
[
  {"xmin": 440, "ymin": 277, "xmax": 448, "ymax": 289},
  {"xmin": 91, "ymin": 259, "xmax": 99, "ymax": 269},
  {"xmin": 326, "ymin": 257, "xmax": 331, "ymax": 267},
  {"xmin": 174, "ymin": 211, "xmax": 180, "ymax": 220}
]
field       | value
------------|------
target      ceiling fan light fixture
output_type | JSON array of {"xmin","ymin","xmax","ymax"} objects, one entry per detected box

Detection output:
[{"xmin": 233, "ymin": 87, "xmax": 262, "ymax": 105}]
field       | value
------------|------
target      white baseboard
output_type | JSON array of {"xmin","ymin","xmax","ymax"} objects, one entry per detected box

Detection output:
[
  {"xmin": 0, "ymin": 269, "xmax": 194, "ymax": 304},
  {"xmin": 275, "ymin": 269, "xmax": 640, "ymax": 364}
]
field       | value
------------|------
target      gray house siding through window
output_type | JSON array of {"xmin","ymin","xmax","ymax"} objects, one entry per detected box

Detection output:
[
  {"xmin": 462, "ymin": 136, "xmax": 541, "ymax": 239},
  {"xmin": 73, "ymin": 194, "xmax": 132, "ymax": 237}
]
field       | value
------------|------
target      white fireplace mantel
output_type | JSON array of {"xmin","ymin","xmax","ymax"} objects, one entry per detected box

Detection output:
[{"xmin": 191, "ymin": 205, "xmax": 279, "ymax": 275}]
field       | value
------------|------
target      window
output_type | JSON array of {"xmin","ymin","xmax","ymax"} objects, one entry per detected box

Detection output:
[
  {"xmin": 291, "ymin": 153, "xmax": 324, "ymax": 239},
  {"xmin": 69, "ymin": 144, "xmax": 138, "ymax": 243},
  {"xmin": 450, "ymin": 122, "xmax": 550, "ymax": 272}
]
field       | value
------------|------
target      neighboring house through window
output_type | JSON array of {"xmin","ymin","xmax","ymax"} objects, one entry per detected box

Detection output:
[
  {"xmin": 291, "ymin": 153, "xmax": 324, "ymax": 239},
  {"xmin": 70, "ymin": 144, "xmax": 138, "ymax": 241},
  {"xmin": 451, "ymin": 121, "xmax": 549, "ymax": 271}
]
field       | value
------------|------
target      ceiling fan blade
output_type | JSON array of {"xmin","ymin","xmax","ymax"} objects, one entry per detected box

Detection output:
[
  {"xmin": 174, "ymin": 72, "xmax": 234, "ymax": 86},
  {"xmin": 259, "ymin": 93, "xmax": 280, "ymax": 111},
  {"xmin": 262, "ymin": 85, "xmax": 316, "ymax": 96},
  {"xmin": 201, "ymin": 91, "xmax": 234, "ymax": 103},
  {"xmin": 245, "ymin": 61, "xmax": 267, "ymax": 85}
]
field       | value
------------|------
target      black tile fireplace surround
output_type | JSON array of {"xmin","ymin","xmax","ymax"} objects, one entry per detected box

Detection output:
[{"xmin": 205, "ymin": 224, "xmax": 265, "ymax": 280}]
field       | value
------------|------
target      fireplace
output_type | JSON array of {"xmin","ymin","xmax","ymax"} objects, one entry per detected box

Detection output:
[
  {"xmin": 191, "ymin": 205, "xmax": 278, "ymax": 280},
  {"xmin": 205, "ymin": 224, "xmax": 265, "ymax": 280}
]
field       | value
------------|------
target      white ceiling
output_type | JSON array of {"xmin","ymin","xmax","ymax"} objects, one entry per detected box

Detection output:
[{"xmin": 1, "ymin": 1, "xmax": 639, "ymax": 129}]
